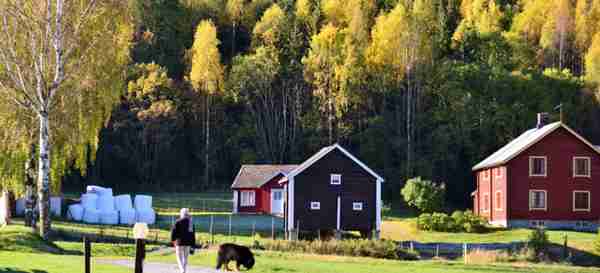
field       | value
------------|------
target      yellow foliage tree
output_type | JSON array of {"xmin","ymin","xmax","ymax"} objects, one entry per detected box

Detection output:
[
  {"xmin": 453, "ymin": 0, "xmax": 503, "ymax": 44},
  {"xmin": 586, "ymin": 33, "xmax": 600, "ymax": 84},
  {"xmin": 253, "ymin": 3, "xmax": 285, "ymax": 46}
]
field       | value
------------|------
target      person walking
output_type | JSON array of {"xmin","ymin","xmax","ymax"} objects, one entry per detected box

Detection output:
[{"xmin": 171, "ymin": 208, "xmax": 196, "ymax": 273}]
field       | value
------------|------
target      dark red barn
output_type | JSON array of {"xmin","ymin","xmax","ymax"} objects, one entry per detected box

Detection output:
[
  {"xmin": 472, "ymin": 114, "xmax": 600, "ymax": 230},
  {"xmin": 231, "ymin": 165, "xmax": 298, "ymax": 215}
]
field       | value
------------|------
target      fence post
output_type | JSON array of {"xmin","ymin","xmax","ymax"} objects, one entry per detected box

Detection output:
[
  {"xmin": 435, "ymin": 244, "xmax": 439, "ymax": 258},
  {"xmin": 463, "ymin": 243, "xmax": 468, "ymax": 264},
  {"xmin": 252, "ymin": 221, "xmax": 256, "ymax": 240},
  {"xmin": 84, "ymin": 237, "xmax": 91, "ymax": 273},
  {"xmin": 410, "ymin": 241, "xmax": 414, "ymax": 252},
  {"xmin": 210, "ymin": 215, "xmax": 214, "ymax": 245},
  {"xmin": 271, "ymin": 217, "xmax": 275, "ymax": 240}
]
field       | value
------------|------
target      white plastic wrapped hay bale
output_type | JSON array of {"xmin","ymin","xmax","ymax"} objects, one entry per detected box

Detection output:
[
  {"xmin": 81, "ymin": 193, "xmax": 98, "ymax": 210},
  {"xmin": 100, "ymin": 210, "xmax": 119, "ymax": 225},
  {"xmin": 134, "ymin": 195, "xmax": 152, "ymax": 210},
  {"xmin": 83, "ymin": 208, "xmax": 100, "ymax": 224},
  {"xmin": 114, "ymin": 195, "xmax": 133, "ymax": 211},
  {"xmin": 50, "ymin": 197, "xmax": 62, "ymax": 217},
  {"xmin": 97, "ymin": 195, "xmax": 115, "ymax": 212},
  {"xmin": 68, "ymin": 204, "xmax": 84, "ymax": 221},
  {"xmin": 119, "ymin": 209, "xmax": 136, "ymax": 225},
  {"xmin": 135, "ymin": 209, "xmax": 156, "ymax": 225},
  {"xmin": 15, "ymin": 198, "xmax": 25, "ymax": 216}
]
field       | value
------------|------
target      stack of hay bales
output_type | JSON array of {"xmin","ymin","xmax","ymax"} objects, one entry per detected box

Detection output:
[
  {"xmin": 81, "ymin": 193, "xmax": 100, "ymax": 223},
  {"xmin": 114, "ymin": 195, "xmax": 136, "ymax": 225},
  {"xmin": 134, "ymin": 195, "xmax": 156, "ymax": 224}
]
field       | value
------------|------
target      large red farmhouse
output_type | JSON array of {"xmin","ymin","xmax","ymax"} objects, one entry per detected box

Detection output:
[
  {"xmin": 231, "ymin": 165, "xmax": 298, "ymax": 215},
  {"xmin": 472, "ymin": 114, "xmax": 600, "ymax": 231}
]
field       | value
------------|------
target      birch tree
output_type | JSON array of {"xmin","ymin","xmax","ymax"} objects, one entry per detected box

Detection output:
[
  {"xmin": 0, "ymin": 0, "xmax": 102, "ymax": 239},
  {"xmin": 189, "ymin": 20, "xmax": 224, "ymax": 187}
]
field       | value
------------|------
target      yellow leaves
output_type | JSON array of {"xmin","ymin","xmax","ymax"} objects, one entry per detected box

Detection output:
[
  {"xmin": 127, "ymin": 63, "xmax": 172, "ymax": 98},
  {"xmin": 366, "ymin": 3, "xmax": 410, "ymax": 77},
  {"xmin": 253, "ymin": 4, "xmax": 285, "ymax": 46},
  {"xmin": 585, "ymin": 33, "xmax": 600, "ymax": 84},
  {"xmin": 511, "ymin": 0, "xmax": 556, "ymax": 42},
  {"xmin": 322, "ymin": 0, "xmax": 345, "ymax": 25},
  {"xmin": 226, "ymin": 0, "xmax": 245, "ymax": 24},
  {"xmin": 453, "ymin": 0, "xmax": 503, "ymax": 44},
  {"xmin": 189, "ymin": 20, "xmax": 224, "ymax": 95},
  {"xmin": 115, "ymin": 22, "xmax": 134, "ymax": 66},
  {"xmin": 295, "ymin": 0, "xmax": 312, "ymax": 21},
  {"xmin": 575, "ymin": 0, "xmax": 600, "ymax": 52}
]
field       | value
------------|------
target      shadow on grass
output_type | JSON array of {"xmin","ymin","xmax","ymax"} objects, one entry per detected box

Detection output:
[
  {"xmin": 550, "ymin": 243, "xmax": 600, "ymax": 267},
  {"xmin": 0, "ymin": 269, "xmax": 48, "ymax": 273}
]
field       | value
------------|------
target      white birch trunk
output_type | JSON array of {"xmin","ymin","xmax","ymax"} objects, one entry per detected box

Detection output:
[
  {"xmin": 37, "ymin": 111, "xmax": 51, "ymax": 239},
  {"xmin": 205, "ymin": 95, "xmax": 210, "ymax": 187}
]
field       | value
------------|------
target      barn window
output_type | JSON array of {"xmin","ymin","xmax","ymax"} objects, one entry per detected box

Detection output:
[
  {"xmin": 310, "ymin": 201, "xmax": 320, "ymax": 210},
  {"xmin": 482, "ymin": 194, "xmax": 490, "ymax": 212},
  {"xmin": 573, "ymin": 191, "xmax": 590, "ymax": 212},
  {"xmin": 529, "ymin": 156, "xmax": 547, "ymax": 177},
  {"xmin": 529, "ymin": 190, "xmax": 547, "ymax": 211},
  {"xmin": 353, "ymin": 202, "xmax": 363, "ymax": 211},
  {"xmin": 330, "ymin": 174, "xmax": 342, "ymax": 185},
  {"xmin": 240, "ymin": 191, "xmax": 255, "ymax": 207},
  {"xmin": 495, "ymin": 191, "xmax": 502, "ymax": 211},
  {"xmin": 573, "ymin": 157, "xmax": 591, "ymax": 178}
]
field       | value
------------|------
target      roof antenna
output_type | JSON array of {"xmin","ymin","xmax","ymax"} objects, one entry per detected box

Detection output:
[{"xmin": 554, "ymin": 103, "xmax": 563, "ymax": 123}]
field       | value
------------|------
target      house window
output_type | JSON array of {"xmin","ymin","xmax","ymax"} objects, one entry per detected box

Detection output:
[
  {"xmin": 330, "ymin": 174, "xmax": 342, "ymax": 185},
  {"xmin": 529, "ymin": 190, "xmax": 547, "ymax": 211},
  {"xmin": 529, "ymin": 156, "xmax": 547, "ymax": 177},
  {"xmin": 573, "ymin": 157, "xmax": 591, "ymax": 178},
  {"xmin": 240, "ymin": 191, "xmax": 255, "ymax": 207},
  {"xmin": 573, "ymin": 191, "xmax": 590, "ymax": 212},
  {"xmin": 495, "ymin": 191, "xmax": 503, "ymax": 211},
  {"xmin": 495, "ymin": 168, "xmax": 503, "ymax": 179},
  {"xmin": 353, "ymin": 202, "xmax": 363, "ymax": 211},
  {"xmin": 273, "ymin": 191, "xmax": 283, "ymax": 201},
  {"xmin": 310, "ymin": 201, "xmax": 321, "ymax": 210},
  {"xmin": 482, "ymin": 194, "xmax": 490, "ymax": 212}
]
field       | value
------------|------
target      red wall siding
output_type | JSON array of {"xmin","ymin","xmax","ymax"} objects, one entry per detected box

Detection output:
[
  {"xmin": 476, "ymin": 166, "xmax": 507, "ymax": 223},
  {"xmin": 236, "ymin": 174, "xmax": 284, "ymax": 214},
  {"xmin": 508, "ymin": 127, "xmax": 600, "ymax": 221}
]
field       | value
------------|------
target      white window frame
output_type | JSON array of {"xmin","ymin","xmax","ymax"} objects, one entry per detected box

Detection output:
[
  {"xmin": 495, "ymin": 167, "xmax": 503, "ymax": 179},
  {"xmin": 353, "ymin": 202, "xmax": 363, "ymax": 211},
  {"xmin": 482, "ymin": 193, "xmax": 490, "ymax": 212},
  {"xmin": 573, "ymin": 191, "xmax": 591, "ymax": 212},
  {"xmin": 495, "ymin": 191, "xmax": 503, "ymax": 211},
  {"xmin": 330, "ymin": 174, "xmax": 342, "ymax": 185},
  {"xmin": 573, "ymin": 157, "xmax": 591, "ymax": 178},
  {"xmin": 310, "ymin": 201, "xmax": 320, "ymax": 210},
  {"xmin": 529, "ymin": 190, "xmax": 547, "ymax": 211},
  {"xmin": 240, "ymin": 190, "xmax": 255, "ymax": 207},
  {"xmin": 529, "ymin": 156, "xmax": 547, "ymax": 177}
]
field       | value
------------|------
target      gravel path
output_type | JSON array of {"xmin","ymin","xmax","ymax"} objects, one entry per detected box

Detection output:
[{"xmin": 100, "ymin": 259, "xmax": 222, "ymax": 273}]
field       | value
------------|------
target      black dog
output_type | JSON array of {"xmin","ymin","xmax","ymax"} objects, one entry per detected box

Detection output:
[{"xmin": 216, "ymin": 243, "xmax": 255, "ymax": 271}]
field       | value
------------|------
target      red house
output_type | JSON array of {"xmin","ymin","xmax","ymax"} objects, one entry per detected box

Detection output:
[
  {"xmin": 472, "ymin": 114, "xmax": 600, "ymax": 231},
  {"xmin": 231, "ymin": 165, "xmax": 298, "ymax": 215}
]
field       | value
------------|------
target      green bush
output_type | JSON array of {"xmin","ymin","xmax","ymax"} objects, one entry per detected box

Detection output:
[
  {"xmin": 401, "ymin": 177, "xmax": 446, "ymax": 213},
  {"xmin": 527, "ymin": 227, "xmax": 550, "ymax": 260},
  {"xmin": 257, "ymin": 239, "xmax": 418, "ymax": 260},
  {"xmin": 417, "ymin": 210, "xmax": 487, "ymax": 233}
]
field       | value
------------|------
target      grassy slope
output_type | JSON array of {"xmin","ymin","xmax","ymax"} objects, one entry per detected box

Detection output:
[
  {"xmin": 381, "ymin": 218, "xmax": 597, "ymax": 252},
  {"xmin": 148, "ymin": 249, "xmax": 598, "ymax": 273}
]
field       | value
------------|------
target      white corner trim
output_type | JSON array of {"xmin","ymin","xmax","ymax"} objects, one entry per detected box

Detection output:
[
  {"xmin": 288, "ymin": 177, "xmax": 295, "ymax": 231},
  {"xmin": 573, "ymin": 190, "xmax": 591, "ymax": 212},
  {"xmin": 232, "ymin": 190, "xmax": 238, "ymax": 213},
  {"xmin": 286, "ymin": 144, "xmax": 384, "ymax": 182},
  {"xmin": 336, "ymin": 195, "xmax": 341, "ymax": 230},
  {"xmin": 376, "ymin": 179, "xmax": 382, "ymax": 231}
]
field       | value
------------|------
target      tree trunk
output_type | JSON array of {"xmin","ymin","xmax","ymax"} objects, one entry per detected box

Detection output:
[
  {"xmin": 37, "ymin": 111, "xmax": 51, "ymax": 239},
  {"xmin": 328, "ymin": 92, "xmax": 333, "ymax": 145},
  {"xmin": 24, "ymin": 144, "xmax": 36, "ymax": 228},
  {"xmin": 205, "ymin": 95, "xmax": 210, "ymax": 188}
]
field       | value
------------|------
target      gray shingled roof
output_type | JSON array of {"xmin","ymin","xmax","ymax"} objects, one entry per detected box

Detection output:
[
  {"xmin": 231, "ymin": 165, "xmax": 299, "ymax": 188},
  {"xmin": 473, "ymin": 122, "xmax": 600, "ymax": 171}
]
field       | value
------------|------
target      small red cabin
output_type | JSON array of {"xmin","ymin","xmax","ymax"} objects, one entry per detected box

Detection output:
[
  {"xmin": 472, "ymin": 114, "xmax": 600, "ymax": 231},
  {"xmin": 231, "ymin": 165, "xmax": 298, "ymax": 215}
]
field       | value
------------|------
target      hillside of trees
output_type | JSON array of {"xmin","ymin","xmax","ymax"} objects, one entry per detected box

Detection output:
[{"xmin": 2, "ymin": 0, "xmax": 600, "ymax": 207}]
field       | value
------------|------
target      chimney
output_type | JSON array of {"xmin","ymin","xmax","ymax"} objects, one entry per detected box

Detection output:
[{"xmin": 536, "ymin": 112, "xmax": 549, "ymax": 129}]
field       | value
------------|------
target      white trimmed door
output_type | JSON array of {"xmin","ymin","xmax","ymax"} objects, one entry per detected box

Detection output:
[{"xmin": 271, "ymin": 189, "xmax": 284, "ymax": 215}]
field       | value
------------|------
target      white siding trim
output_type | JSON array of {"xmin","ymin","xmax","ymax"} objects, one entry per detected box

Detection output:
[
  {"xmin": 376, "ymin": 179, "xmax": 382, "ymax": 231},
  {"xmin": 288, "ymin": 177, "xmax": 295, "ymax": 231},
  {"xmin": 232, "ymin": 190, "xmax": 238, "ymax": 213},
  {"xmin": 573, "ymin": 191, "xmax": 591, "ymax": 212},
  {"xmin": 573, "ymin": 157, "xmax": 591, "ymax": 178},
  {"xmin": 336, "ymin": 196, "xmax": 341, "ymax": 230}
]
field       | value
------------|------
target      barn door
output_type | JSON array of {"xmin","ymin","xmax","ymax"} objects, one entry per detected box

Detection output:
[{"xmin": 271, "ymin": 189, "xmax": 284, "ymax": 215}]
